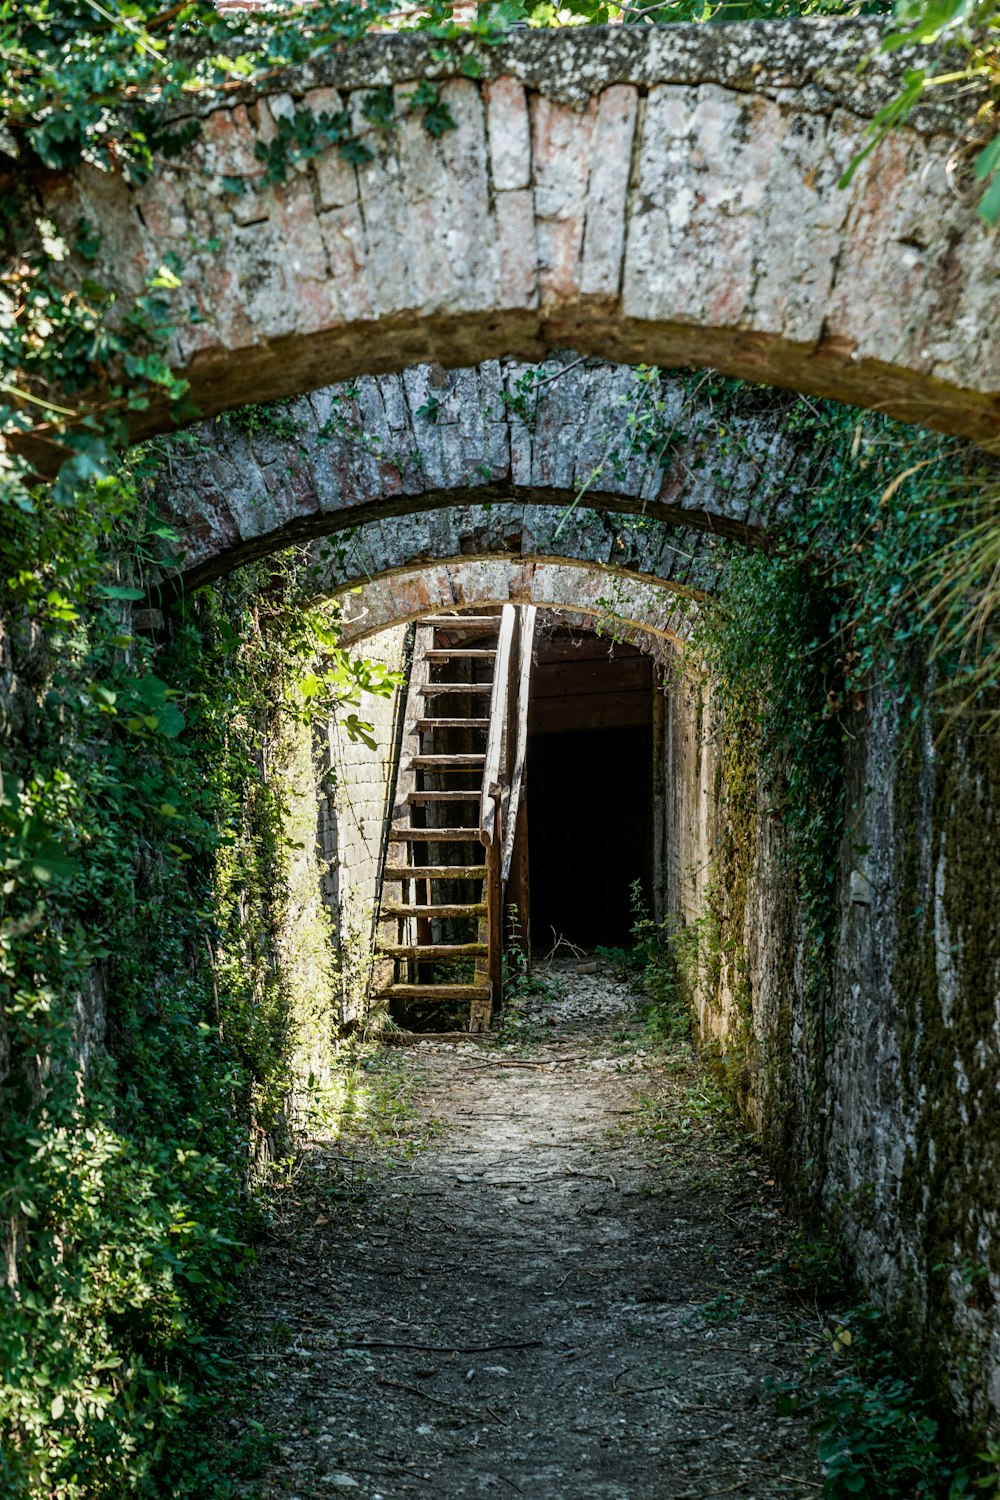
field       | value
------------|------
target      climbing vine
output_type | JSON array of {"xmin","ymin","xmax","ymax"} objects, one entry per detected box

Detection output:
[
  {"xmin": 1, "ymin": 1, "xmax": 997, "ymax": 1495},
  {"xmin": 0, "ymin": 441, "xmax": 401, "ymax": 1496}
]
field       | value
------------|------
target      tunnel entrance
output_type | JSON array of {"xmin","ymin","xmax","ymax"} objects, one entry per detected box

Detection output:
[{"xmin": 526, "ymin": 628, "xmax": 653, "ymax": 953}]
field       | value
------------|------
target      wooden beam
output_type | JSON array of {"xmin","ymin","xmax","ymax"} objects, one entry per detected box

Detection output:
[
  {"xmin": 501, "ymin": 604, "xmax": 536, "ymax": 885},
  {"xmin": 480, "ymin": 604, "xmax": 516, "ymax": 846},
  {"xmin": 506, "ymin": 790, "xmax": 531, "ymax": 968}
]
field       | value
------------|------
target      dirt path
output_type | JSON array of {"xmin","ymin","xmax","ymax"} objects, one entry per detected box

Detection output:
[{"xmin": 241, "ymin": 965, "xmax": 823, "ymax": 1499}]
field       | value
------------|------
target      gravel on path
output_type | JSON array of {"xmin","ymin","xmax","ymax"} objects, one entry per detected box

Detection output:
[{"xmin": 238, "ymin": 962, "xmax": 823, "ymax": 1500}]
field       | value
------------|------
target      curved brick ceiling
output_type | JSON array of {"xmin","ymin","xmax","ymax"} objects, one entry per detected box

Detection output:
[
  {"xmin": 152, "ymin": 359, "xmax": 806, "ymax": 591},
  {"xmin": 332, "ymin": 557, "xmax": 689, "ymax": 671}
]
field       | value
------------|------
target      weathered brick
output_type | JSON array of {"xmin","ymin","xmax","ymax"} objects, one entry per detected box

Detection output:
[
  {"xmin": 530, "ymin": 93, "xmax": 598, "ymax": 305},
  {"xmin": 485, "ymin": 76, "xmax": 532, "ymax": 191},
  {"xmin": 580, "ymin": 84, "xmax": 638, "ymax": 299},
  {"xmin": 494, "ymin": 188, "xmax": 539, "ymax": 311}
]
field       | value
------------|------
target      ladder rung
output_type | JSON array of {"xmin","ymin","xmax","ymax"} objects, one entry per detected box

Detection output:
[
  {"xmin": 390, "ymin": 827, "xmax": 482, "ymax": 841},
  {"xmin": 384, "ymin": 866, "xmax": 486, "ymax": 880},
  {"xmin": 378, "ymin": 984, "xmax": 491, "ymax": 1002},
  {"xmin": 420, "ymin": 684, "xmax": 493, "ymax": 696},
  {"xmin": 407, "ymin": 791, "xmax": 479, "ymax": 802},
  {"xmin": 380, "ymin": 943, "xmax": 487, "ymax": 959},
  {"xmin": 382, "ymin": 903, "xmax": 486, "ymax": 918},
  {"xmin": 414, "ymin": 718, "xmax": 490, "ymax": 730},
  {"xmin": 411, "ymin": 754, "xmax": 485, "ymax": 768},
  {"xmin": 425, "ymin": 649, "xmax": 496, "ymax": 659}
]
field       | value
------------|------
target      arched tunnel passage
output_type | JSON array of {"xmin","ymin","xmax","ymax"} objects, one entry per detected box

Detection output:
[
  {"xmin": 131, "ymin": 344, "xmax": 1000, "ymax": 1476},
  {"xmin": 11, "ymin": 8, "xmax": 1000, "ymax": 1490},
  {"xmin": 527, "ymin": 621, "xmax": 655, "ymax": 953},
  {"xmin": 147, "ymin": 356, "xmax": 811, "ymax": 600},
  {"xmin": 286, "ymin": 549, "xmax": 690, "ymax": 1025}
]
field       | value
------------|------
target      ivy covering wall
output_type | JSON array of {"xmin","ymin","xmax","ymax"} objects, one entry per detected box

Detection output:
[{"xmin": 0, "ymin": 451, "xmax": 401, "ymax": 1496}]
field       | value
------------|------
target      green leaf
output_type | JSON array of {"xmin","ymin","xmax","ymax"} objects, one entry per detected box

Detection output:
[
  {"xmin": 155, "ymin": 702, "xmax": 185, "ymax": 739},
  {"xmin": 974, "ymin": 135, "xmax": 1000, "ymax": 183},
  {"xmin": 28, "ymin": 843, "xmax": 80, "ymax": 884},
  {"xmin": 96, "ymin": 583, "xmax": 145, "ymax": 601},
  {"xmin": 978, "ymin": 170, "xmax": 1000, "ymax": 227}
]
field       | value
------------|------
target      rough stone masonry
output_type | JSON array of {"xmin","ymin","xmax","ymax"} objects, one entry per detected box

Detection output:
[{"xmin": 38, "ymin": 21, "xmax": 1000, "ymax": 447}]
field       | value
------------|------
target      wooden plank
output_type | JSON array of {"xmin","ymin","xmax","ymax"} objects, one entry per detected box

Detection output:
[
  {"xmin": 406, "ymin": 791, "xmax": 480, "ymax": 803},
  {"xmin": 422, "ymin": 615, "xmax": 501, "ymax": 629},
  {"xmin": 419, "ymin": 683, "xmax": 492, "ymax": 696},
  {"xmin": 425, "ymin": 649, "xmax": 497, "ymax": 660},
  {"xmin": 480, "ymin": 604, "xmax": 516, "ymax": 845},
  {"xmin": 479, "ymin": 815, "xmax": 502, "ymax": 1032},
  {"xmin": 412, "ymin": 754, "xmax": 485, "ymax": 768},
  {"xmin": 389, "ymin": 827, "xmax": 482, "ymax": 841},
  {"xmin": 378, "ymin": 984, "xmax": 491, "ymax": 1002},
  {"xmin": 651, "ymin": 666, "xmax": 667, "ymax": 922},
  {"xmin": 382, "ymin": 903, "xmax": 486, "ymax": 918},
  {"xmin": 414, "ymin": 718, "xmax": 490, "ymax": 730},
  {"xmin": 384, "ymin": 865, "xmax": 486, "ymax": 880},
  {"xmin": 506, "ymin": 791, "xmax": 531, "ymax": 966},
  {"xmin": 380, "ymin": 944, "xmax": 488, "ymax": 959},
  {"xmin": 501, "ymin": 604, "xmax": 536, "ymax": 885}
]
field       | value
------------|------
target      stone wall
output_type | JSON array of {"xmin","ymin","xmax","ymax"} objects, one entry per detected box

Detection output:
[
  {"xmin": 151, "ymin": 361, "xmax": 813, "ymax": 590},
  {"xmin": 36, "ymin": 24, "xmax": 1000, "ymax": 447},
  {"xmin": 660, "ymin": 658, "xmax": 1000, "ymax": 1440},
  {"xmin": 317, "ymin": 624, "xmax": 409, "ymax": 1025},
  {"xmin": 827, "ymin": 681, "xmax": 1000, "ymax": 1435}
]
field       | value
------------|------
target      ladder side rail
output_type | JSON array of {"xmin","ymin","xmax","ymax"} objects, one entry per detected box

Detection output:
[
  {"xmin": 472, "ymin": 790, "xmax": 504, "ymax": 1032},
  {"xmin": 377, "ymin": 624, "xmax": 434, "ymax": 993},
  {"xmin": 501, "ymin": 605, "xmax": 537, "ymax": 886},
  {"xmin": 479, "ymin": 603, "xmax": 516, "ymax": 846}
]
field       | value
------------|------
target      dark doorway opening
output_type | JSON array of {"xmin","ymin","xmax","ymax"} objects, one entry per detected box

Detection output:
[{"xmin": 526, "ymin": 630, "xmax": 653, "ymax": 952}]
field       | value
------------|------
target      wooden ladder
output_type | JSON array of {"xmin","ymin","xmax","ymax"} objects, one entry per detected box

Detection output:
[{"xmin": 374, "ymin": 604, "xmax": 536, "ymax": 1033}]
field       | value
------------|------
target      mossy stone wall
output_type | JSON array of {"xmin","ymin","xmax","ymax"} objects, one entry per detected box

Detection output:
[{"xmin": 662, "ymin": 666, "xmax": 1000, "ymax": 1438}]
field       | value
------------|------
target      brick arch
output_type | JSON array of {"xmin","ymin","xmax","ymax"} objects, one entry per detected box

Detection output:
[
  {"xmin": 332, "ymin": 558, "xmax": 686, "ymax": 670},
  {"xmin": 293, "ymin": 499, "xmax": 713, "ymax": 610},
  {"xmin": 45, "ymin": 22, "xmax": 1000, "ymax": 453},
  {"xmin": 154, "ymin": 359, "xmax": 804, "ymax": 592}
]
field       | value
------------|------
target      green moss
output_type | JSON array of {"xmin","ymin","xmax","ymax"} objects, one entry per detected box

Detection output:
[{"xmin": 890, "ymin": 683, "xmax": 1000, "ymax": 1438}]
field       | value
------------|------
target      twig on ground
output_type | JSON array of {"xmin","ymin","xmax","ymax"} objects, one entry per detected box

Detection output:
[
  {"xmin": 670, "ymin": 1396, "xmax": 741, "ymax": 1415},
  {"xmin": 378, "ymin": 1375, "xmax": 500, "ymax": 1424},
  {"xmin": 349, "ymin": 1338, "xmax": 543, "ymax": 1353},
  {"xmin": 342, "ymin": 1464, "xmax": 434, "ymax": 1484},
  {"xmin": 564, "ymin": 1165, "xmax": 618, "ymax": 1189},
  {"xmin": 542, "ymin": 927, "xmax": 587, "ymax": 963}
]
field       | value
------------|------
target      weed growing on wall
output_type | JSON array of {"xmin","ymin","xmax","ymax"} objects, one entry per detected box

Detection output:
[{"xmin": 766, "ymin": 1294, "xmax": 990, "ymax": 1498}]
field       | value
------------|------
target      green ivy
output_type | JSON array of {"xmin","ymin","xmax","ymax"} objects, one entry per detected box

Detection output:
[{"xmin": 0, "ymin": 445, "xmax": 400, "ymax": 1495}]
